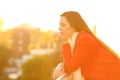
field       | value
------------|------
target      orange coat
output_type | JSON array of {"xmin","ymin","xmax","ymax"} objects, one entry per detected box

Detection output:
[{"xmin": 62, "ymin": 30, "xmax": 120, "ymax": 80}]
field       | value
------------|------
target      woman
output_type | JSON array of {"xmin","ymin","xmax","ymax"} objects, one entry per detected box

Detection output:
[{"xmin": 53, "ymin": 11, "xmax": 120, "ymax": 80}]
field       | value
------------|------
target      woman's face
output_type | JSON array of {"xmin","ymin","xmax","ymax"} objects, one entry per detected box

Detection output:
[{"xmin": 59, "ymin": 16, "xmax": 75, "ymax": 38}]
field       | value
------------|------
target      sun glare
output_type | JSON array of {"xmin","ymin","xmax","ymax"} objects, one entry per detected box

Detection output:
[{"xmin": 0, "ymin": 0, "xmax": 120, "ymax": 55}]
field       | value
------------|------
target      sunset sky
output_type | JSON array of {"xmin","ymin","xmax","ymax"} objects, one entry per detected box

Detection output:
[
  {"xmin": 0, "ymin": 0, "xmax": 97, "ymax": 31},
  {"xmin": 0, "ymin": 0, "xmax": 120, "ymax": 55}
]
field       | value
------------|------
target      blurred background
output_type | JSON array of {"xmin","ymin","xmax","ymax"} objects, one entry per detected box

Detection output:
[{"xmin": 0, "ymin": 0, "xmax": 120, "ymax": 80}]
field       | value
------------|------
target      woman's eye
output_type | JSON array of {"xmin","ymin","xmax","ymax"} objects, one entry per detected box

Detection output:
[
  {"xmin": 61, "ymin": 24, "xmax": 65, "ymax": 27},
  {"xmin": 59, "ymin": 23, "xmax": 66, "ymax": 27}
]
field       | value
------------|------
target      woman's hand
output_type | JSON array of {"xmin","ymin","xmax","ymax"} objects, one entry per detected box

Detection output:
[
  {"xmin": 53, "ymin": 63, "xmax": 64, "ymax": 79},
  {"xmin": 55, "ymin": 32, "xmax": 69, "ymax": 43},
  {"xmin": 61, "ymin": 73, "xmax": 72, "ymax": 80},
  {"xmin": 55, "ymin": 73, "xmax": 72, "ymax": 80}
]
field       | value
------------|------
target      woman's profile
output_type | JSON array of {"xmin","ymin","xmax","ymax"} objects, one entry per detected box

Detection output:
[{"xmin": 53, "ymin": 11, "xmax": 120, "ymax": 80}]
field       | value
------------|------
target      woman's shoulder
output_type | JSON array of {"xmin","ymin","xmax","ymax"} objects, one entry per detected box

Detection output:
[
  {"xmin": 77, "ymin": 30, "xmax": 92, "ymax": 39},
  {"xmin": 77, "ymin": 30, "xmax": 98, "ymax": 44}
]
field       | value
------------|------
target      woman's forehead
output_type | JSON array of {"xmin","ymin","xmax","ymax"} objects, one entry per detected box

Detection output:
[{"xmin": 59, "ymin": 16, "xmax": 68, "ymax": 23}]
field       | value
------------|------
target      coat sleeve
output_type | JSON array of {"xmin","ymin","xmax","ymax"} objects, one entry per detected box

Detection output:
[{"xmin": 62, "ymin": 38, "xmax": 99, "ymax": 73}]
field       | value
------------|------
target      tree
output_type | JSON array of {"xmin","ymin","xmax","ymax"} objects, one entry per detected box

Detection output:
[
  {"xmin": 21, "ymin": 51, "xmax": 62, "ymax": 80},
  {"xmin": 21, "ymin": 54, "xmax": 53, "ymax": 80},
  {"xmin": 0, "ymin": 45, "xmax": 13, "ymax": 78}
]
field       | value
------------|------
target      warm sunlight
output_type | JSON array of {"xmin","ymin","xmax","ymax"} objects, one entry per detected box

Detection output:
[{"xmin": 0, "ymin": 0, "xmax": 120, "ymax": 55}]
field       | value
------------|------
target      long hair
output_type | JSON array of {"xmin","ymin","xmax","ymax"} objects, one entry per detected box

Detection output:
[{"xmin": 60, "ymin": 11, "xmax": 119, "ymax": 58}]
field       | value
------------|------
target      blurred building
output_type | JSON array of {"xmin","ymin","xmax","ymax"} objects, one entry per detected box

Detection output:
[{"xmin": 11, "ymin": 27, "xmax": 30, "ymax": 58}]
